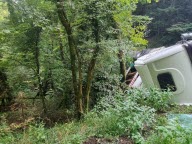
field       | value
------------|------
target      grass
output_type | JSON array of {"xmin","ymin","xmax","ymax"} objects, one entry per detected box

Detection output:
[
  {"xmin": 145, "ymin": 104, "xmax": 192, "ymax": 144},
  {"xmin": 0, "ymin": 114, "xmax": 123, "ymax": 144},
  {"xmin": 168, "ymin": 104, "xmax": 192, "ymax": 114},
  {"xmin": 2, "ymin": 107, "xmax": 191, "ymax": 144},
  {"xmin": 1, "ymin": 88, "xmax": 192, "ymax": 144}
]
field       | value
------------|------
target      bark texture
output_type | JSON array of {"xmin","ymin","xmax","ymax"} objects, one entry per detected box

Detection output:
[
  {"xmin": 118, "ymin": 50, "xmax": 126, "ymax": 82},
  {"xmin": 56, "ymin": 0, "xmax": 83, "ymax": 118}
]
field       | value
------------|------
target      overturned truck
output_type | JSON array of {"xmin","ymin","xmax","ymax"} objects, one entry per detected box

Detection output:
[{"xmin": 132, "ymin": 33, "xmax": 192, "ymax": 105}]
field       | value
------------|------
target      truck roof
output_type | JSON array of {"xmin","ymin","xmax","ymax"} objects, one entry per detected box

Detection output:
[{"xmin": 135, "ymin": 43, "xmax": 186, "ymax": 65}]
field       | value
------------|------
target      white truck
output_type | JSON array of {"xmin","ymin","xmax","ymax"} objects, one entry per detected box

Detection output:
[{"xmin": 130, "ymin": 33, "xmax": 192, "ymax": 105}]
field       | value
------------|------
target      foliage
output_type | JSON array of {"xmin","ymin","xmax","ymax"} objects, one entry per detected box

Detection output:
[
  {"xmin": 168, "ymin": 105, "xmax": 192, "ymax": 114},
  {"xmin": 91, "ymin": 87, "xmax": 172, "ymax": 142},
  {"xmin": 167, "ymin": 23, "xmax": 192, "ymax": 40},
  {"xmin": 1, "ymin": 0, "xmax": 191, "ymax": 143},
  {"xmin": 0, "ymin": 117, "xmax": 15, "ymax": 144},
  {"xmin": 126, "ymin": 88, "xmax": 172, "ymax": 112},
  {"xmin": 136, "ymin": 0, "xmax": 192, "ymax": 47},
  {"xmin": 146, "ymin": 120, "xmax": 192, "ymax": 144},
  {"xmin": 91, "ymin": 72, "xmax": 122, "ymax": 106},
  {"xmin": 23, "ymin": 123, "xmax": 47, "ymax": 144},
  {"xmin": 0, "ymin": 86, "xmax": 175, "ymax": 144},
  {"xmin": 93, "ymin": 91, "xmax": 156, "ymax": 143},
  {"xmin": 0, "ymin": 0, "xmax": 155, "ymax": 115}
]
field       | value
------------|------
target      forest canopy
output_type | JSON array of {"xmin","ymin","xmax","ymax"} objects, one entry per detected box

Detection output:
[
  {"xmin": 1, "ymin": 0, "xmax": 192, "ymax": 144},
  {"xmin": 1, "ymin": 0, "xmax": 191, "ymax": 117},
  {"xmin": 0, "ymin": 0, "xmax": 154, "ymax": 117}
]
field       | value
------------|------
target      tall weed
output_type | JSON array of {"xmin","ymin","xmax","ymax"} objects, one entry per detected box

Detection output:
[
  {"xmin": 92, "ymin": 91, "xmax": 156, "ymax": 143},
  {"xmin": 126, "ymin": 88, "xmax": 172, "ymax": 111},
  {"xmin": 0, "ymin": 88, "xmax": 173, "ymax": 144},
  {"xmin": 146, "ymin": 120, "xmax": 192, "ymax": 144}
]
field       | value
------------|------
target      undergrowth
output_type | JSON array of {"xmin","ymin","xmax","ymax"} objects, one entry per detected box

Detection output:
[
  {"xmin": 1, "ymin": 87, "xmax": 191, "ymax": 144},
  {"xmin": 146, "ymin": 120, "xmax": 192, "ymax": 144}
]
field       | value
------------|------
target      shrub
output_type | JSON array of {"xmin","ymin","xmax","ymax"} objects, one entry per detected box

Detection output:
[
  {"xmin": 0, "ymin": 115, "xmax": 16, "ymax": 144},
  {"xmin": 126, "ymin": 88, "xmax": 173, "ymax": 112},
  {"xmin": 90, "ymin": 88, "xmax": 173, "ymax": 143},
  {"xmin": 146, "ymin": 120, "xmax": 192, "ymax": 144},
  {"xmin": 92, "ymin": 92, "xmax": 156, "ymax": 143},
  {"xmin": 0, "ymin": 88, "xmax": 173, "ymax": 144},
  {"xmin": 0, "ymin": 123, "xmax": 15, "ymax": 144}
]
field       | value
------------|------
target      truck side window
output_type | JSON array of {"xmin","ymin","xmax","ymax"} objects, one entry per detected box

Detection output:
[{"xmin": 157, "ymin": 73, "xmax": 177, "ymax": 92}]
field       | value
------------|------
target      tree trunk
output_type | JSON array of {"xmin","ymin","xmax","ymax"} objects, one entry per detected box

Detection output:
[
  {"xmin": 118, "ymin": 49, "xmax": 126, "ymax": 82},
  {"xmin": 85, "ymin": 16, "xmax": 100, "ymax": 112},
  {"xmin": 34, "ymin": 27, "xmax": 47, "ymax": 114},
  {"xmin": 76, "ymin": 49, "xmax": 84, "ymax": 116},
  {"xmin": 56, "ymin": 0, "xmax": 83, "ymax": 118},
  {"xmin": 0, "ymin": 69, "xmax": 12, "ymax": 106},
  {"xmin": 58, "ymin": 32, "xmax": 66, "ymax": 66},
  {"xmin": 85, "ymin": 55, "xmax": 97, "ymax": 112}
]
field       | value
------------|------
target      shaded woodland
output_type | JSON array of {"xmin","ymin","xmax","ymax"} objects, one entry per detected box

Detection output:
[
  {"xmin": 0, "ymin": 0, "xmax": 150, "ymax": 117},
  {"xmin": 1, "ymin": 0, "xmax": 192, "ymax": 143}
]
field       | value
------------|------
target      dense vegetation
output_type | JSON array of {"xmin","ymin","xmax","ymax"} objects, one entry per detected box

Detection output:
[
  {"xmin": 136, "ymin": 0, "xmax": 192, "ymax": 47},
  {"xmin": 1, "ymin": 0, "xmax": 192, "ymax": 143},
  {"xmin": 1, "ymin": 0, "xmax": 154, "ymax": 119}
]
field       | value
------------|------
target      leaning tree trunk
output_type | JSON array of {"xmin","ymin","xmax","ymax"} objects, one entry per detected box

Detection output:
[
  {"xmin": 85, "ymin": 51, "xmax": 98, "ymax": 112},
  {"xmin": 85, "ymin": 14, "xmax": 100, "ymax": 112},
  {"xmin": 56, "ymin": 0, "xmax": 83, "ymax": 118}
]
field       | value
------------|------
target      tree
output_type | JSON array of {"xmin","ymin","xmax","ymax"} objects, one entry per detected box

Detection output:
[
  {"xmin": 56, "ymin": 0, "xmax": 154, "ymax": 118},
  {"xmin": 0, "ymin": 1, "xmax": 13, "ymax": 106},
  {"xmin": 136, "ymin": 0, "xmax": 192, "ymax": 46},
  {"xmin": 3, "ymin": 0, "xmax": 57, "ymax": 113},
  {"xmin": 0, "ymin": 0, "xmax": 156, "ymax": 119}
]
